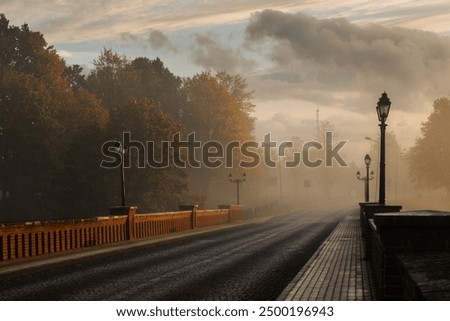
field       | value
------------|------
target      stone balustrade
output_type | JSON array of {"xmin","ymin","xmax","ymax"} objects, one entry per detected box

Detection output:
[{"xmin": 360, "ymin": 202, "xmax": 450, "ymax": 300}]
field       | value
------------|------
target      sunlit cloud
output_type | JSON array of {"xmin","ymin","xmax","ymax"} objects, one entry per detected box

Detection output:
[
  {"xmin": 3, "ymin": 0, "xmax": 450, "ymax": 45},
  {"xmin": 57, "ymin": 50, "xmax": 73, "ymax": 58}
]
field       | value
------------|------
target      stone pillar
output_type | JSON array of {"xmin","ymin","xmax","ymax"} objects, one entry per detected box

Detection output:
[
  {"xmin": 359, "ymin": 203, "xmax": 402, "ymax": 260},
  {"xmin": 126, "ymin": 206, "xmax": 137, "ymax": 240},
  {"xmin": 179, "ymin": 205, "xmax": 198, "ymax": 229},
  {"xmin": 109, "ymin": 206, "xmax": 138, "ymax": 240}
]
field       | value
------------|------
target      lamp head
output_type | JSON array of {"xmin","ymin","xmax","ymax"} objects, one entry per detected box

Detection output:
[
  {"xmin": 364, "ymin": 154, "xmax": 371, "ymax": 166},
  {"xmin": 356, "ymin": 171, "xmax": 361, "ymax": 179},
  {"xmin": 376, "ymin": 92, "xmax": 391, "ymax": 121}
]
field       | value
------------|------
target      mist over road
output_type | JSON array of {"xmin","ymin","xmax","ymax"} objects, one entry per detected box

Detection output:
[{"xmin": 0, "ymin": 204, "xmax": 353, "ymax": 300}]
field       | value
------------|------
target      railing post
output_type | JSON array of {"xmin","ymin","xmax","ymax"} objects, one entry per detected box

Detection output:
[
  {"xmin": 178, "ymin": 205, "xmax": 198, "ymax": 230},
  {"xmin": 109, "ymin": 206, "xmax": 137, "ymax": 240},
  {"xmin": 127, "ymin": 207, "xmax": 138, "ymax": 240}
]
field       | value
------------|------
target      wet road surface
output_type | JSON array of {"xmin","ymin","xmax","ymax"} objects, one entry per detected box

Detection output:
[{"xmin": 0, "ymin": 205, "xmax": 351, "ymax": 300}]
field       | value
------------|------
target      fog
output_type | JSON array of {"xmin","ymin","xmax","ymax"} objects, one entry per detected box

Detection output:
[
  {"xmin": 175, "ymin": 10, "xmax": 450, "ymax": 213},
  {"xmin": 2, "ymin": 7, "xmax": 450, "ymax": 220}
]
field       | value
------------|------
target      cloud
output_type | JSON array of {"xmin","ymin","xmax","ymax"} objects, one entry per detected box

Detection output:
[
  {"xmin": 245, "ymin": 9, "xmax": 450, "ymax": 113},
  {"xmin": 148, "ymin": 30, "xmax": 177, "ymax": 53},
  {"xmin": 4, "ymin": 0, "xmax": 450, "ymax": 47},
  {"xmin": 119, "ymin": 29, "xmax": 177, "ymax": 54},
  {"xmin": 57, "ymin": 50, "xmax": 73, "ymax": 58},
  {"xmin": 345, "ymin": 1, "xmax": 450, "ymax": 35},
  {"xmin": 2, "ymin": 1, "xmax": 304, "ymax": 44},
  {"xmin": 191, "ymin": 33, "xmax": 256, "ymax": 73}
]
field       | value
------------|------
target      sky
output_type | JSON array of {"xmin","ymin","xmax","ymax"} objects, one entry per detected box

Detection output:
[{"xmin": 3, "ymin": 0, "xmax": 450, "ymax": 166}]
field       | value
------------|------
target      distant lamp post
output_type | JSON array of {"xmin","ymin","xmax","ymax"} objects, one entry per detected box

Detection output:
[
  {"xmin": 228, "ymin": 173, "xmax": 247, "ymax": 205},
  {"xmin": 376, "ymin": 92, "xmax": 391, "ymax": 205},
  {"xmin": 113, "ymin": 142, "xmax": 128, "ymax": 207},
  {"xmin": 356, "ymin": 154, "xmax": 374, "ymax": 202},
  {"xmin": 365, "ymin": 136, "xmax": 379, "ymax": 201}
]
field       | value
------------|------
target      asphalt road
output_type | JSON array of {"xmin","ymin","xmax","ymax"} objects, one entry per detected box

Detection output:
[{"xmin": 0, "ymin": 205, "xmax": 351, "ymax": 300}]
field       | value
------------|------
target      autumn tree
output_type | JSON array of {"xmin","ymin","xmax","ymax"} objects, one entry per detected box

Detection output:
[
  {"xmin": 0, "ymin": 15, "xmax": 258, "ymax": 216},
  {"xmin": 0, "ymin": 14, "xmax": 108, "ymax": 219},
  {"xmin": 63, "ymin": 64, "xmax": 87, "ymax": 90},
  {"xmin": 86, "ymin": 49, "xmax": 188, "ymax": 211},
  {"xmin": 105, "ymin": 98, "xmax": 187, "ymax": 211},
  {"xmin": 86, "ymin": 50, "xmax": 186, "ymax": 122},
  {"xmin": 181, "ymin": 71, "xmax": 255, "ymax": 206},
  {"xmin": 182, "ymin": 71, "xmax": 255, "ymax": 143},
  {"xmin": 408, "ymin": 97, "xmax": 450, "ymax": 195},
  {"xmin": 129, "ymin": 57, "xmax": 186, "ymax": 121}
]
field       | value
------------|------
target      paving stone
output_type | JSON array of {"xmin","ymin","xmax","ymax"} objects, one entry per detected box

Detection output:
[{"xmin": 280, "ymin": 215, "xmax": 374, "ymax": 301}]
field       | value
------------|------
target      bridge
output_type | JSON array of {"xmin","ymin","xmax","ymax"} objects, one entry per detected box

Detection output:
[{"xmin": 0, "ymin": 201, "xmax": 449, "ymax": 300}]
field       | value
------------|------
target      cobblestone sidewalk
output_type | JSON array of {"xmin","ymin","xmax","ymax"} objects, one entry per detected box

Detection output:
[{"xmin": 279, "ymin": 215, "xmax": 374, "ymax": 301}]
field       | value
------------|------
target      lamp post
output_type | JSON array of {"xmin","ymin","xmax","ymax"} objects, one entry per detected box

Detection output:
[
  {"xmin": 228, "ymin": 173, "xmax": 247, "ymax": 205},
  {"xmin": 365, "ymin": 136, "xmax": 379, "ymax": 201},
  {"xmin": 376, "ymin": 92, "xmax": 391, "ymax": 205},
  {"xmin": 356, "ymin": 154, "xmax": 374, "ymax": 202},
  {"xmin": 114, "ymin": 142, "xmax": 127, "ymax": 207}
]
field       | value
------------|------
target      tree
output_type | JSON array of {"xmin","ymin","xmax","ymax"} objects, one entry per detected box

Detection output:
[
  {"xmin": 181, "ymin": 71, "xmax": 255, "ymax": 206},
  {"xmin": 87, "ymin": 50, "xmax": 186, "ymax": 122},
  {"xmin": 182, "ymin": 71, "xmax": 255, "ymax": 142},
  {"xmin": 408, "ymin": 97, "xmax": 450, "ymax": 195},
  {"xmin": 0, "ymin": 16, "xmax": 257, "ymax": 217},
  {"xmin": 0, "ymin": 14, "xmax": 108, "ymax": 219},
  {"xmin": 86, "ymin": 50, "xmax": 188, "ymax": 212},
  {"xmin": 86, "ymin": 48, "xmax": 130, "ymax": 108},
  {"xmin": 105, "ymin": 98, "xmax": 187, "ymax": 211},
  {"xmin": 129, "ymin": 57, "xmax": 186, "ymax": 121},
  {"xmin": 63, "ymin": 64, "xmax": 87, "ymax": 90},
  {"xmin": 0, "ymin": 14, "xmax": 64, "ymax": 83}
]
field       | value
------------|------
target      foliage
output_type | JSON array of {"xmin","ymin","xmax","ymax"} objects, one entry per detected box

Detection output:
[
  {"xmin": 85, "ymin": 49, "xmax": 189, "ymax": 212},
  {"xmin": 0, "ymin": 15, "xmax": 256, "ymax": 219},
  {"xmin": 87, "ymin": 50, "xmax": 186, "ymax": 122},
  {"xmin": 408, "ymin": 97, "xmax": 450, "ymax": 193},
  {"xmin": 0, "ymin": 14, "xmax": 108, "ymax": 219},
  {"xmin": 182, "ymin": 71, "xmax": 255, "ymax": 143},
  {"xmin": 181, "ymin": 71, "xmax": 256, "ymax": 205}
]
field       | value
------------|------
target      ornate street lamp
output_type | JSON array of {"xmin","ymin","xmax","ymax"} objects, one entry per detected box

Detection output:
[
  {"xmin": 228, "ymin": 173, "xmax": 247, "ymax": 205},
  {"xmin": 356, "ymin": 154, "xmax": 374, "ymax": 202},
  {"xmin": 376, "ymin": 92, "xmax": 391, "ymax": 205},
  {"xmin": 365, "ymin": 136, "xmax": 379, "ymax": 201}
]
